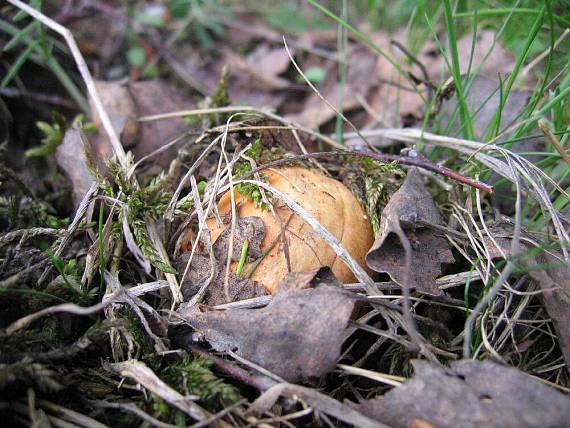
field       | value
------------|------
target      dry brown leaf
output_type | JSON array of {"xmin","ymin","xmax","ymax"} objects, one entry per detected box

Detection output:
[
  {"xmin": 178, "ymin": 284, "xmax": 356, "ymax": 382},
  {"xmin": 277, "ymin": 267, "xmax": 343, "ymax": 293},
  {"xmin": 354, "ymin": 359, "xmax": 570, "ymax": 428},
  {"xmin": 176, "ymin": 259, "xmax": 266, "ymax": 307},
  {"xmin": 366, "ymin": 168, "xmax": 454, "ymax": 295},
  {"xmin": 56, "ymin": 128, "xmax": 95, "ymax": 207},
  {"xmin": 90, "ymin": 79, "xmax": 193, "ymax": 171},
  {"xmin": 90, "ymin": 80, "xmax": 139, "ymax": 149},
  {"xmin": 246, "ymin": 44, "xmax": 292, "ymax": 80},
  {"xmin": 177, "ymin": 217, "xmax": 268, "ymax": 305},
  {"xmin": 58, "ymin": 80, "xmax": 194, "ymax": 206},
  {"xmin": 175, "ymin": 47, "xmax": 287, "ymax": 108},
  {"xmin": 439, "ymin": 75, "xmax": 531, "ymax": 140},
  {"xmin": 361, "ymin": 29, "xmax": 516, "ymax": 129},
  {"xmin": 423, "ymin": 31, "xmax": 517, "ymax": 83},
  {"xmin": 287, "ymin": 45, "xmax": 379, "ymax": 129},
  {"xmin": 212, "ymin": 216, "xmax": 265, "ymax": 263}
]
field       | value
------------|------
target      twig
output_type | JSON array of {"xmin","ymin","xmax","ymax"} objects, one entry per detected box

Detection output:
[
  {"xmin": 337, "ymin": 364, "xmax": 405, "ymax": 387},
  {"xmin": 248, "ymin": 151, "xmax": 493, "ymax": 193},
  {"xmin": 6, "ymin": 294, "xmax": 115, "ymax": 335},
  {"xmin": 0, "ymin": 227, "xmax": 65, "ymax": 248},
  {"xmin": 390, "ymin": 40, "xmax": 435, "ymax": 91},
  {"xmin": 139, "ymin": 106, "xmax": 259, "ymax": 122}
]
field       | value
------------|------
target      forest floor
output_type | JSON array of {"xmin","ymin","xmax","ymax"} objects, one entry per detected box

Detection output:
[{"xmin": 1, "ymin": 1, "xmax": 569, "ymax": 427}]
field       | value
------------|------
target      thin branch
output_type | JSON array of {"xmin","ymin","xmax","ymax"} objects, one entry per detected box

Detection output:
[{"xmin": 248, "ymin": 151, "xmax": 493, "ymax": 193}]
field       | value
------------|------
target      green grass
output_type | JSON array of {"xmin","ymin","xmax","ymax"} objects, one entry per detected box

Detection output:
[
  {"xmin": 443, "ymin": 0, "xmax": 475, "ymax": 140},
  {"xmin": 0, "ymin": 3, "xmax": 89, "ymax": 113},
  {"xmin": 301, "ymin": 0, "xmax": 570, "ymax": 365}
]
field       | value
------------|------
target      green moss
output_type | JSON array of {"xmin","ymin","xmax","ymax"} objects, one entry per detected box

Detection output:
[
  {"xmin": 234, "ymin": 139, "xmax": 271, "ymax": 210},
  {"xmin": 104, "ymin": 154, "xmax": 177, "ymax": 274},
  {"xmin": 360, "ymin": 159, "xmax": 404, "ymax": 234},
  {"xmin": 26, "ymin": 113, "xmax": 95, "ymax": 158},
  {"xmin": 154, "ymin": 356, "xmax": 241, "ymax": 409}
]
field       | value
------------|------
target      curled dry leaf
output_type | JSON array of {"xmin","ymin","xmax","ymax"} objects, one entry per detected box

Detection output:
[
  {"xmin": 366, "ymin": 168, "xmax": 454, "ymax": 295},
  {"xmin": 178, "ymin": 284, "xmax": 356, "ymax": 382},
  {"xmin": 354, "ymin": 359, "xmax": 570, "ymax": 428},
  {"xmin": 181, "ymin": 166, "xmax": 374, "ymax": 295}
]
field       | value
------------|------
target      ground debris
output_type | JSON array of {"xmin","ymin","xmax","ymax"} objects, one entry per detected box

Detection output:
[
  {"xmin": 354, "ymin": 359, "xmax": 570, "ymax": 428},
  {"xmin": 178, "ymin": 283, "xmax": 356, "ymax": 382},
  {"xmin": 177, "ymin": 216, "xmax": 268, "ymax": 305},
  {"xmin": 482, "ymin": 228, "xmax": 570, "ymax": 366}
]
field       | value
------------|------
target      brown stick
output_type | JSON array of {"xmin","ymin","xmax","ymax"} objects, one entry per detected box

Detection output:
[{"xmin": 249, "ymin": 151, "xmax": 494, "ymax": 193}]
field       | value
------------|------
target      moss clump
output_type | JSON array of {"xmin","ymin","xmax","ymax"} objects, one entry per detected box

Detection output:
[
  {"xmin": 361, "ymin": 158, "xmax": 404, "ymax": 234},
  {"xmin": 154, "ymin": 356, "xmax": 241, "ymax": 409},
  {"xmin": 234, "ymin": 138, "xmax": 271, "ymax": 210}
]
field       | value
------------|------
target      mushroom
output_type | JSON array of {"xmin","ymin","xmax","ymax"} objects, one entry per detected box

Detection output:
[{"xmin": 182, "ymin": 166, "xmax": 374, "ymax": 294}]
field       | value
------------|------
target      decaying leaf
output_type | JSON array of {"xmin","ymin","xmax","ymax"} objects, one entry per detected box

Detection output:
[
  {"xmin": 439, "ymin": 75, "xmax": 531, "ymax": 140},
  {"xmin": 287, "ymin": 45, "xmax": 378, "ymax": 129},
  {"xmin": 90, "ymin": 80, "xmax": 140, "ymax": 149},
  {"xmin": 176, "ymin": 255, "xmax": 267, "ymax": 307},
  {"xmin": 129, "ymin": 81, "xmax": 196, "ymax": 168},
  {"xmin": 175, "ymin": 47, "xmax": 288, "ymax": 109},
  {"xmin": 366, "ymin": 168, "xmax": 454, "ymax": 295},
  {"xmin": 246, "ymin": 45, "xmax": 292, "ymax": 79},
  {"xmin": 57, "ymin": 80, "xmax": 195, "ymax": 206},
  {"xmin": 89, "ymin": 79, "xmax": 194, "ymax": 170},
  {"xmin": 354, "ymin": 359, "xmax": 570, "ymax": 428},
  {"xmin": 178, "ymin": 284, "xmax": 356, "ymax": 382},
  {"xmin": 177, "ymin": 217, "xmax": 268, "ymax": 306},
  {"xmin": 276, "ymin": 266, "xmax": 343, "ymax": 293},
  {"xmin": 528, "ymin": 251, "xmax": 570, "ymax": 367},
  {"xmin": 212, "ymin": 216, "xmax": 264, "ymax": 264},
  {"xmin": 56, "ymin": 128, "xmax": 96, "ymax": 207},
  {"xmin": 288, "ymin": 29, "xmax": 517, "ymax": 132}
]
